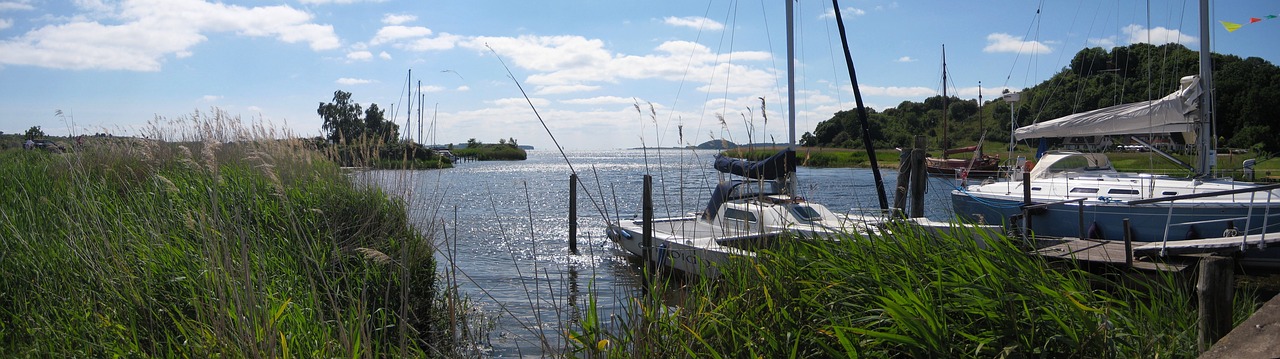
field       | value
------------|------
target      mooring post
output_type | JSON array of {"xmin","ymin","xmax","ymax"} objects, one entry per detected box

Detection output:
[
  {"xmin": 909, "ymin": 135, "xmax": 927, "ymax": 218},
  {"xmin": 1123, "ymin": 218, "xmax": 1133, "ymax": 267},
  {"xmin": 1022, "ymin": 164, "xmax": 1033, "ymax": 236},
  {"xmin": 568, "ymin": 173, "xmax": 579, "ymax": 255},
  {"xmin": 1197, "ymin": 256, "xmax": 1235, "ymax": 352},
  {"xmin": 642, "ymin": 175, "xmax": 654, "ymax": 275},
  {"xmin": 892, "ymin": 148, "xmax": 911, "ymax": 218}
]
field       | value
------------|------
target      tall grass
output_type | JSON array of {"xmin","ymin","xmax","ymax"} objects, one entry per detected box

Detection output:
[
  {"xmin": 0, "ymin": 109, "xmax": 471, "ymax": 357},
  {"xmin": 581, "ymin": 223, "xmax": 1249, "ymax": 357}
]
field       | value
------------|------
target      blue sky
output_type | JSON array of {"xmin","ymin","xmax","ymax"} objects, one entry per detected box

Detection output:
[{"xmin": 1, "ymin": 0, "xmax": 1276, "ymax": 150}]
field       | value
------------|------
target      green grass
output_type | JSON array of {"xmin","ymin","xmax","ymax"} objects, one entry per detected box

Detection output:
[
  {"xmin": 452, "ymin": 144, "xmax": 528, "ymax": 161},
  {"xmin": 578, "ymin": 224, "xmax": 1255, "ymax": 357},
  {"xmin": 0, "ymin": 111, "xmax": 469, "ymax": 357}
]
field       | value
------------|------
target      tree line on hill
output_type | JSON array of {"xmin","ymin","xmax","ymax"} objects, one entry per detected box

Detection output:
[{"xmin": 801, "ymin": 43, "xmax": 1280, "ymax": 154}]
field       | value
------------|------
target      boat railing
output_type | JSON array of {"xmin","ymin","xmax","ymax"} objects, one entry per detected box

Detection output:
[{"xmin": 1127, "ymin": 183, "xmax": 1280, "ymax": 256}]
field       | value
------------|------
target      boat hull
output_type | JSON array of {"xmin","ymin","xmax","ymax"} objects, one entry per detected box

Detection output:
[
  {"xmin": 952, "ymin": 191, "xmax": 1280, "ymax": 240},
  {"xmin": 606, "ymin": 219, "xmax": 764, "ymax": 278},
  {"xmin": 952, "ymin": 190, "xmax": 1280, "ymax": 267}
]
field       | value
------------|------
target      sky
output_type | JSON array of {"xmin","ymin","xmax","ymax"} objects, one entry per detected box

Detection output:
[{"xmin": 1, "ymin": 0, "xmax": 1277, "ymax": 150}]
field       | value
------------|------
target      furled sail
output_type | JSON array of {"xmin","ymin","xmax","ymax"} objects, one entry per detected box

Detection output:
[
  {"xmin": 713, "ymin": 148, "xmax": 796, "ymax": 180},
  {"xmin": 1013, "ymin": 75, "xmax": 1202, "ymax": 140}
]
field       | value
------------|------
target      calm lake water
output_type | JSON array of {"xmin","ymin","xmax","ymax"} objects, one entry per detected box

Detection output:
[{"xmin": 363, "ymin": 149, "xmax": 961, "ymax": 357}]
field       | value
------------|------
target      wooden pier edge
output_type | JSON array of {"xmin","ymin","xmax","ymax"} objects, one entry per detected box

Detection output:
[{"xmin": 1199, "ymin": 290, "xmax": 1280, "ymax": 358}]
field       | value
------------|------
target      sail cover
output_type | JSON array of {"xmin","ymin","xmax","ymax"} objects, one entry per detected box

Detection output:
[
  {"xmin": 1013, "ymin": 75, "xmax": 1202, "ymax": 140},
  {"xmin": 713, "ymin": 148, "xmax": 796, "ymax": 180}
]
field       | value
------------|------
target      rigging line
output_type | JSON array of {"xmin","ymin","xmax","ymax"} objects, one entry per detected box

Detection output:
[{"xmin": 486, "ymin": 45, "xmax": 613, "ymax": 221}]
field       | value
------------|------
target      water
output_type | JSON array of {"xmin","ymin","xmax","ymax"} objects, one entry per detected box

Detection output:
[{"xmin": 362, "ymin": 149, "xmax": 961, "ymax": 357}]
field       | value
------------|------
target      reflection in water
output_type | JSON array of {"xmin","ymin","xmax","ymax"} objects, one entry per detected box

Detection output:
[{"xmin": 361, "ymin": 149, "xmax": 962, "ymax": 356}]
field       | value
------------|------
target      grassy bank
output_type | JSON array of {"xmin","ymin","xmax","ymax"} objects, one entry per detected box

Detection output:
[
  {"xmin": 452, "ymin": 143, "xmax": 527, "ymax": 161},
  {"xmin": 0, "ymin": 112, "xmax": 466, "ymax": 356},
  {"xmin": 577, "ymin": 225, "xmax": 1257, "ymax": 357}
]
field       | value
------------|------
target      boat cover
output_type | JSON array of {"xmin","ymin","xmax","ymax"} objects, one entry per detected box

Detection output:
[
  {"xmin": 1014, "ymin": 75, "xmax": 1202, "ymax": 140},
  {"xmin": 713, "ymin": 148, "xmax": 796, "ymax": 180}
]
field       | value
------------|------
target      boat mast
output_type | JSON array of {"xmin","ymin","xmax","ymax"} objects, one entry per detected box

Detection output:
[
  {"xmin": 786, "ymin": 0, "xmax": 796, "ymax": 147},
  {"xmin": 1194, "ymin": 0, "xmax": 1216, "ymax": 177},
  {"xmin": 941, "ymin": 44, "xmax": 948, "ymax": 156}
]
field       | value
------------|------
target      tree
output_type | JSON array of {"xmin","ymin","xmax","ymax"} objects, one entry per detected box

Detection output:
[
  {"xmin": 318, "ymin": 90, "xmax": 398, "ymax": 144},
  {"xmin": 24, "ymin": 126, "xmax": 44, "ymax": 140},
  {"xmin": 318, "ymin": 90, "xmax": 363, "ymax": 144}
]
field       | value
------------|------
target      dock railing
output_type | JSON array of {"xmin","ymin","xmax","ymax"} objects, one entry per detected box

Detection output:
[
  {"xmin": 1021, "ymin": 198, "xmax": 1088, "ymax": 241},
  {"xmin": 1127, "ymin": 183, "xmax": 1280, "ymax": 256}
]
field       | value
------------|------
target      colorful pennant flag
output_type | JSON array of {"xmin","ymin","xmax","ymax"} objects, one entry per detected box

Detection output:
[
  {"xmin": 1221, "ymin": 21, "xmax": 1243, "ymax": 32},
  {"xmin": 1221, "ymin": 13, "xmax": 1279, "ymax": 32}
]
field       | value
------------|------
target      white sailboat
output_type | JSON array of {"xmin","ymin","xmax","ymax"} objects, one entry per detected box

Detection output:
[
  {"xmin": 951, "ymin": 0, "xmax": 1280, "ymax": 266},
  {"xmin": 606, "ymin": 1, "xmax": 982, "ymax": 277}
]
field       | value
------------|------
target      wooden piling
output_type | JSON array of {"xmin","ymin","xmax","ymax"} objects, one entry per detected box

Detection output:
[
  {"xmin": 1122, "ymin": 218, "xmax": 1133, "ymax": 267},
  {"xmin": 1022, "ymin": 164, "xmax": 1032, "ymax": 235},
  {"xmin": 568, "ymin": 174, "xmax": 579, "ymax": 255},
  {"xmin": 1197, "ymin": 256, "xmax": 1235, "ymax": 352},
  {"xmin": 892, "ymin": 149, "xmax": 911, "ymax": 218},
  {"xmin": 642, "ymin": 175, "xmax": 654, "ymax": 274},
  {"xmin": 909, "ymin": 135, "xmax": 926, "ymax": 218}
]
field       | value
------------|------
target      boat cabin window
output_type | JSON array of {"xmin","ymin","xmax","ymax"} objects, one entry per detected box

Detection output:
[
  {"xmin": 723, "ymin": 208, "xmax": 758, "ymax": 223},
  {"xmin": 1031, "ymin": 187, "xmax": 1042, "ymax": 191},
  {"xmin": 1070, "ymin": 187, "xmax": 1099, "ymax": 194},
  {"xmin": 1162, "ymin": 191, "xmax": 1178, "ymax": 196},
  {"xmin": 730, "ymin": 181, "xmax": 781, "ymax": 198},
  {"xmin": 790, "ymin": 205, "xmax": 821, "ymax": 221},
  {"xmin": 1108, "ymin": 189, "xmax": 1139, "ymax": 195}
]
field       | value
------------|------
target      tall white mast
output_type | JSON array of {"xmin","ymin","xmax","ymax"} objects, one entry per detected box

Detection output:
[{"xmin": 1194, "ymin": 0, "xmax": 1216, "ymax": 177}]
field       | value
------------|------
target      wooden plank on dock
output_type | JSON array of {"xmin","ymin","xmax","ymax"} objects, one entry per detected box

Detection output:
[
  {"xmin": 1199, "ymin": 293, "xmax": 1280, "ymax": 359},
  {"xmin": 1133, "ymin": 233, "xmax": 1280, "ymax": 257},
  {"xmin": 1033, "ymin": 238, "xmax": 1188, "ymax": 272}
]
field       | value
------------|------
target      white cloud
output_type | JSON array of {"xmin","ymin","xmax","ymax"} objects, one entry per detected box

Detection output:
[
  {"xmin": 0, "ymin": 18, "xmax": 11, "ymax": 30},
  {"xmin": 336, "ymin": 77, "xmax": 373, "ymax": 85},
  {"xmin": 895, "ymin": 56, "xmax": 915, "ymax": 63},
  {"xmin": 200, "ymin": 95, "xmax": 221, "ymax": 102},
  {"xmin": 346, "ymin": 50, "xmax": 372, "ymax": 61},
  {"xmin": 0, "ymin": 1, "xmax": 36, "ymax": 11},
  {"xmin": 820, "ymin": 7, "xmax": 865, "ymax": 19},
  {"xmin": 382, "ymin": 13, "xmax": 416, "ymax": 25},
  {"xmin": 370, "ymin": 25, "xmax": 432, "ymax": 45},
  {"xmin": 1122, "ymin": 24, "xmax": 1195, "ymax": 46},
  {"xmin": 983, "ymin": 33, "xmax": 1051, "ymax": 54},
  {"xmin": 378, "ymin": 51, "xmax": 391, "ymax": 60},
  {"xmin": 403, "ymin": 32, "xmax": 460, "ymax": 51},
  {"xmin": 0, "ymin": 0, "xmax": 341, "ymax": 71},
  {"xmin": 858, "ymin": 85, "xmax": 935, "ymax": 97},
  {"xmin": 491, "ymin": 97, "xmax": 549, "ymax": 108},
  {"xmin": 419, "ymin": 85, "xmax": 445, "ymax": 93},
  {"xmin": 298, "ymin": 0, "xmax": 385, "ymax": 4},
  {"xmin": 535, "ymin": 84, "xmax": 601, "ymax": 95},
  {"xmin": 562, "ymin": 96, "xmax": 639, "ymax": 105},
  {"xmin": 455, "ymin": 85, "xmax": 470, "ymax": 92},
  {"xmin": 663, "ymin": 16, "xmax": 724, "ymax": 31},
  {"xmin": 463, "ymin": 35, "xmax": 772, "ymax": 95},
  {"xmin": 1087, "ymin": 36, "xmax": 1117, "ymax": 49}
]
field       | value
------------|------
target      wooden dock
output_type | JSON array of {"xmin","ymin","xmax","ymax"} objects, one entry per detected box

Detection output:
[
  {"xmin": 1199, "ymin": 292, "xmax": 1280, "ymax": 358},
  {"xmin": 1032, "ymin": 237, "xmax": 1192, "ymax": 272},
  {"xmin": 1032, "ymin": 231, "xmax": 1280, "ymax": 272}
]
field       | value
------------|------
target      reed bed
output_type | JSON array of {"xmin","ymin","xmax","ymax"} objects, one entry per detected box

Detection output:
[
  {"xmin": 0, "ymin": 109, "xmax": 471, "ymax": 357},
  {"xmin": 579, "ymin": 223, "xmax": 1255, "ymax": 358}
]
